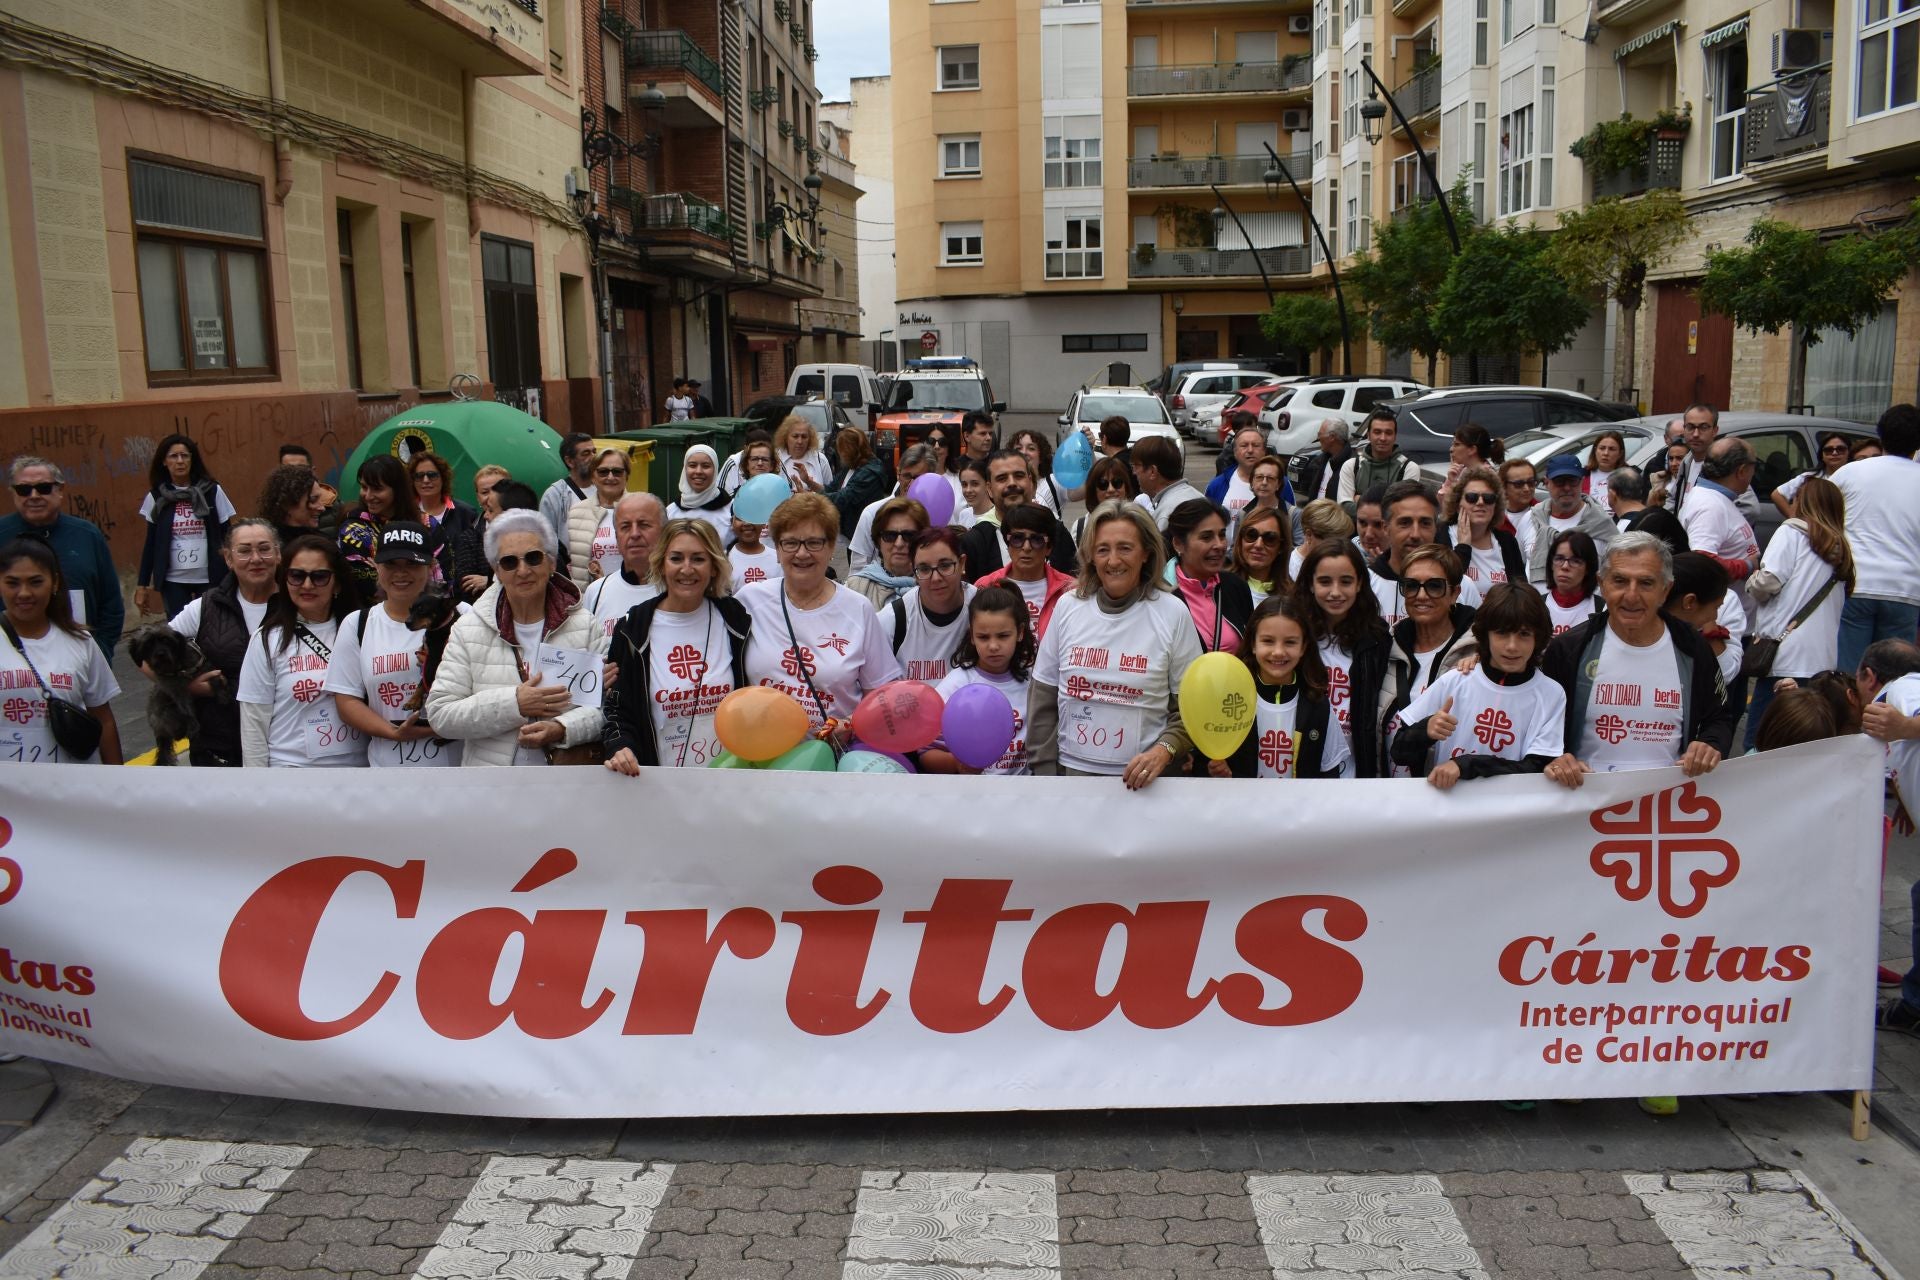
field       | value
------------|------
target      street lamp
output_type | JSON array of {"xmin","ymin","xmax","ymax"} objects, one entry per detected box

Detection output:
[
  {"xmin": 1261, "ymin": 142, "xmax": 1351, "ymax": 375},
  {"xmin": 1357, "ymin": 57, "xmax": 1458, "ymax": 254},
  {"xmin": 1210, "ymin": 184, "xmax": 1274, "ymax": 309}
]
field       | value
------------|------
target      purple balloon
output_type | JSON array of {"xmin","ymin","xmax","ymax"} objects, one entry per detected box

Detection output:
[
  {"xmin": 906, "ymin": 472, "xmax": 956, "ymax": 526},
  {"xmin": 941, "ymin": 683, "xmax": 1017, "ymax": 771}
]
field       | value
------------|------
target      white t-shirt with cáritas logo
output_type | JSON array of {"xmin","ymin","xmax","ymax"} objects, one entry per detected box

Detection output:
[
  {"xmin": 646, "ymin": 603, "xmax": 732, "ymax": 768},
  {"xmin": 584, "ymin": 570, "xmax": 661, "ymax": 640},
  {"xmin": 738, "ymin": 580, "xmax": 902, "ymax": 730},
  {"xmin": 1833, "ymin": 455, "xmax": 1920, "ymax": 605},
  {"xmin": 1544, "ymin": 592, "xmax": 1597, "ymax": 636},
  {"xmin": 238, "ymin": 617, "xmax": 366, "ymax": 767},
  {"xmin": 324, "ymin": 608, "xmax": 461, "ymax": 768},
  {"xmin": 1251, "ymin": 688, "xmax": 1354, "ymax": 779},
  {"xmin": 589, "ymin": 511, "xmax": 622, "ymax": 578},
  {"xmin": 1577, "ymin": 627, "xmax": 1686, "ymax": 772},
  {"xmin": 729, "ymin": 545, "xmax": 782, "ymax": 592},
  {"xmin": 1011, "ymin": 575, "xmax": 1048, "ymax": 627},
  {"xmin": 1034, "ymin": 591, "xmax": 1201, "ymax": 774},
  {"xmin": 140, "ymin": 488, "xmax": 238, "ymax": 584},
  {"xmin": 1462, "ymin": 542, "xmax": 1509, "ymax": 591},
  {"xmin": 933, "ymin": 665, "xmax": 1030, "ymax": 774},
  {"xmin": 1223, "ymin": 471, "xmax": 1255, "ymax": 514},
  {"xmin": 0, "ymin": 625, "xmax": 119, "ymax": 763},
  {"xmin": 1394, "ymin": 666, "xmax": 1564, "ymax": 774},
  {"xmin": 892, "ymin": 584, "xmax": 976, "ymax": 684},
  {"xmin": 1318, "ymin": 639, "xmax": 1355, "ymax": 739}
]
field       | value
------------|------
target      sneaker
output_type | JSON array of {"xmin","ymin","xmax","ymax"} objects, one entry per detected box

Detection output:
[
  {"xmin": 1880, "ymin": 966, "xmax": 1906, "ymax": 988},
  {"xmin": 0, "ymin": 1053, "xmax": 21, "ymax": 1065},
  {"xmin": 1638, "ymin": 1095, "xmax": 1680, "ymax": 1116},
  {"xmin": 1876, "ymin": 999, "xmax": 1920, "ymax": 1037}
]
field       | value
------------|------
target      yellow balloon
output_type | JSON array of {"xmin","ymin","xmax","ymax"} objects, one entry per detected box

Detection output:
[
  {"xmin": 1180, "ymin": 651, "xmax": 1258, "ymax": 761},
  {"xmin": 713, "ymin": 687, "xmax": 810, "ymax": 762}
]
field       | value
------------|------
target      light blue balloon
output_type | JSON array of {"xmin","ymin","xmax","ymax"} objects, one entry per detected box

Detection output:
[
  {"xmin": 838, "ymin": 748, "xmax": 912, "ymax": 774},
  {"xmin": 1053, "ymin": 431, "xmax": 1093, "ymax": 490},
  {"xmin": 733, "ymin": 473, "xmax": 793, "ymax": 525}
]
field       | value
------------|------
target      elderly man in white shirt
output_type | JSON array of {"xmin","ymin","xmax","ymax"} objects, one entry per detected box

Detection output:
[
  {"xmin": 1679, "ymin": 436, "xmax": 1760, "ymax": 586},
  {"xmin": 1833, "ymin": 404, "xmax": 1920, "ymax": 674}
]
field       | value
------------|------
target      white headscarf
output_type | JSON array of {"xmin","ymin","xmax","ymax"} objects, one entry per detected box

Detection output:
[{"xmin": 678, "ymin": 444, "xmax": 725, "ymax": 509}]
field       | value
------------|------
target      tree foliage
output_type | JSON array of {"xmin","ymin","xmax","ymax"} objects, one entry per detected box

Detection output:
[
  {"xmin": 1258, "ymin": 291, "xmax": 1359, "ymax": 356},
  {"xmin": 1345, "ymin": 185, "xmax": 1471, "ymax": 375},
  {"xmin": 1698, "ymin": 210, "xmax": 1920, "ymax": 345},
  {"xmin": 1433, "ymin": 221, "xmax": 1590, "ymax": 360},
  {"xmin": 1548, "ymin": 190, "xmax": 1691, "ymax": 310}
]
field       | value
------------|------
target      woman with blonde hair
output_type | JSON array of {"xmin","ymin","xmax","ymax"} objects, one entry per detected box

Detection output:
[
  {"xmin": 1743, "ymin": 474, "xmax": 1854, "ymax": 750},
  {"xmin": 1029, "ymin": 500, "xmax": 1201, "ymax": 788},
  {"xmin": 565, "ymin": 448, "xmax": 632, "ymax": 585},
  {"xmin": 603, "ymin": 517, "xmax": 752, "ymax": 771},
  {"xmin": 473, "ymin": 465, "xmax": 513, "ymax": 520},
  {"xmin": 774, "ymin": 415, "xmax": 833, "ymax": 494}
]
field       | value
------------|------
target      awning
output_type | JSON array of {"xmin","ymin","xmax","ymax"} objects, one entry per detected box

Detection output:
[
  {"xmin": 1699, "ymin": 15, "xmax": 1749, "ymax": 48},
  {"xmin": 1616, "ymin": 18, "xmax": 1680, "ymax": 60}
]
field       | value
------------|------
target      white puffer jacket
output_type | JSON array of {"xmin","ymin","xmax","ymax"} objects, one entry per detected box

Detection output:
[
  {"xmin": 566, "ymin": 497, "xmax": 618, "ymax": 586},
  {"xmin": 424, "ymin": 593, "xmax": 609, "ymax": 767}
]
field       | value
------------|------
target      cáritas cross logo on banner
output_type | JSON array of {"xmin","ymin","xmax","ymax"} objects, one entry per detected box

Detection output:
[{"xmin": 1588, "ymin": 781, "xmax": 1741, "ymax": 919}]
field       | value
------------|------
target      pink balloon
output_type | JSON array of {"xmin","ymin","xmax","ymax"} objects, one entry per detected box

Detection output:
[
  {"xmin": 851, "ymin": 681, "xmax": 945, "ymax": 754},
  {"xmin": 906, "ymin": 472, "xmax": 956, "ymax": 526}
]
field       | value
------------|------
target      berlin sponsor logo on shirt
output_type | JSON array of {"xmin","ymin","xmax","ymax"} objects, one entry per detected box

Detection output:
[
  {"xmin": 1653, "ymin": 687, "xmax": 1681, "ymax": 710},
  {"xmin": 1473, "ymin": 707, "xmax": 1515, "ymax": 752},
  {"xmin": 1117, "ymin": 652, "xmax": 1148, "ymax": 673}
]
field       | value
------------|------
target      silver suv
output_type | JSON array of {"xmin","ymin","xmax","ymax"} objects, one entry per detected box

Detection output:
[{"xmin": 1169, "ymin": 369, "xmax": 1277, "ymax": 438}]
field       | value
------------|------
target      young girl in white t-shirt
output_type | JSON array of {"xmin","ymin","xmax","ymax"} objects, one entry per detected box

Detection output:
[
  {"xmin": 923, "ymin": 586, "xmax": 1034, "ymax": 775},
  {"xmin": 1212, "ymin": 594, "xmax": 1352, "ymax": 780}
]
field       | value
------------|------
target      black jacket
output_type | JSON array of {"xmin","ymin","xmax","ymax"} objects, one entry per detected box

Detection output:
[
  {"xmin": 1297, "ymin": 447, "xmax": 1352, "ymax": 506},
  {"xmin": 1389, "ymin": 665, "xmax": 1560, "ymax": 779},
  {"xmin": 137, "ymin": 481, "xmax": 227, "ymax": 592},
  {"xmin": 1332, "ymin": 621, "xmax": 1394, "ymax": 778},
  {"xmin": 1541, "ymin": 611, "xmax": 1735, "ymax": 762},
  {"xmin": 1439, "ymin": 525, "xmax": 1527, "ymax": 588},
  {"xmin": 961, "ymin": 513, "xmax": 1078, "ymax": 583},
  {"xmin": 1176, "ymin": 570, "xmax": 1255, "ymax": 652},
  {"xmin": 1223, "ymin": 681, "xmax": 1341, "ymax": 778},
  {"xmin": 1621, "ymin": 506, "xmax": 1690, "ymax": 554},
  {"xmin": 603, "ymin": 595, "xmax": 753, "ymax": 766},
  {"xmin": 185, "ymin": 578, "xmax": 255, "ymax": 766},
  {"xmin": 430, "ymin": 501, "xmax": 489, "ymax": 602}
]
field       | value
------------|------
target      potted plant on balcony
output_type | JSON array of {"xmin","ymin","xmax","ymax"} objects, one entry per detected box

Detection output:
[
  {"xmin": 1570, "ymin": 111, "xmax": 1690, "ymax": 180},
  {"xmin": 1135, "ymin": 244, "xmax": 1158, "ymax": 266}
]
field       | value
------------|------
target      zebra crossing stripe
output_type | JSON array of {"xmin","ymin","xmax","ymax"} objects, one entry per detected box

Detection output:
[
  {"xmin": 845, "ymin": 1170, "xmax": 1061, "ymax": 1279},
  {"xmin": 0, "ymin": 1136, "xmax": 311, "ymax": 1280},
  {"xmin": 413, "ymin": 1155, "xmax": 674, "ymax": 1279},
  {"xmin": 1248, "ymin": 1173, "xmax": 1490, "ymax": 1278},
  {"xmin": 1624, "ymin": 1171, "xmax": 1908, "ymax": 1280}
]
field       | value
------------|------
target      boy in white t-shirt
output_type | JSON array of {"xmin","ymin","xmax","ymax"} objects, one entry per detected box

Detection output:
[{"xmin": 1390, "ymin": 583, "xmax": 1564, "ymax": 789}]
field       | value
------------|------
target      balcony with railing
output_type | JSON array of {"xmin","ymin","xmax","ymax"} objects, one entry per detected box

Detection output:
[
  {"xmin": 1128, "ymin": 58, "xmax": 1312, "ymax": 98},
  {"xmin": 1394, "ymin": 59, "xmax": 1442, "ymax": 122},
  {"xmin": 626, "ymin": 28, "xmax": 726, "ymax": 119},
  {"xmin": 1128, "ymin": 245, "xmax": 1311, "ymax": 279},
  {"xmin": 1745, "ymin": 67, "xmax": 1830, "ymax": 168},
  {"xmin": 1127, "ymin": 150, "xmax": 1314, "ymax": 189},
  {"xmin": 1583, "ymin": 127, "xmax": 1687, "ymax": 199}
]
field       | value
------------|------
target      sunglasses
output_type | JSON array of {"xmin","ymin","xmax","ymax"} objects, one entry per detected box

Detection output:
[
  {"xmin": 1461, "ymin": 492, "xmax": 1498, "ymax": 505},
  {"xmin": 413, "ymin": 471, "xmax": 441, "ymax": 484},
  {"xmin": 876, "ymin": 529, "xmax": 917, "ymax": 544},
  {"xmin": 595, "ymin": 467, "xmax": 629, "ymax": 479},
  {"xmin": 286, "ymin": 568, "xmax": 335, "ymax": 586},
  {"xmin": 11, "ymin": 482, "xmax": 57, "ymax": 497},
  {"xmin": 1241, "ymin": 529, "xmax": 1283, "ymax": 545},
  {"xmin": 1822, "ymin": 443, "xmax": 1850, "ymax": 454},
  {"xmin": 1503, "ymin": 477, "xmax": 1534, "ymax": 487},
  {"xmin": 1403, "ymin": 578, "xmax": 1452, "ymax": 598},
  {"xmin": 1006, "ymin": 532, "xmax": 1050, "ymax": 549},
  {"xmin": 496, "ymin": 550, "xmax": 548, "ymax": 571}
]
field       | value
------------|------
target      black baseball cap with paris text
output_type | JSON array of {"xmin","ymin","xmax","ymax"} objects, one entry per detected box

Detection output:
[{"xmin": 375, "ymin": 522, "xmax": 433, "ymax": 564}]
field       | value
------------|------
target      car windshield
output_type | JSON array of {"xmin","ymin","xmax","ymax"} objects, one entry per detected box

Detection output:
[
  {"xmin": 883, "ymin": 378, "xmax": 988, "ymax": 412},
  {"xmin": 1078, "ymin": 395, "xmax": 1168, "ymax": 424},
  {"xmin": 1503, "ymin": 429, "xmax": 1559, "ymax": 455}
]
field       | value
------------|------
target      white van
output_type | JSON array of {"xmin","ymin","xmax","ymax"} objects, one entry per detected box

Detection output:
[{"xmin": 788, "ymin": 364, "xmax": 883, "ymax": 431}]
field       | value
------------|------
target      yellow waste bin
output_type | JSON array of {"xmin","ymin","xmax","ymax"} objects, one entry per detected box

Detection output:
[{"xmin": 589, "ymin": 437, "xmax": 654, "ymax": 498}]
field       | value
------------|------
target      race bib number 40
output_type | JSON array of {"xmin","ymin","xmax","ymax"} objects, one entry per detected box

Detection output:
[{"xmin": 537, "ymin": 646, "xmax": 604, "ymax": 710}]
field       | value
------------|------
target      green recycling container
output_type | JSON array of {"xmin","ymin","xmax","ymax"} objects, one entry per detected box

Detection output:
[
  {"xmin": 685, "ymin": 416, "xmax": 755, "ymax": 469},
  {"xmin": 606, "ymin": 426, "xmax": 720, "ymax": 507}
]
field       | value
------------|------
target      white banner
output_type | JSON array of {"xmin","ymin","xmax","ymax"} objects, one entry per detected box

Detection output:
[{"xmin": 0, "ymin": 739, "xmax": 1883, "ymax": 1117}]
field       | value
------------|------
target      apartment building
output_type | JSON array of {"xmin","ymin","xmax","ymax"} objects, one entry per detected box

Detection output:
[
  {"xmin": 0, "ymin": 0, "xmax": 598, "ymax": 571},
  {"xmin": 826, "ymin": 76, "xmax": 898, "ymax": 369},
  {"xmin": 798, "ymin": 113, "xmax": 865, "ymax": 364},
  {"xmin": 895, "ymin": 0, "xmax": 1917, "ymax": 416},
  {"xmin": 582, "ymin": 0, "xmax": 835, "ymax": 424}
]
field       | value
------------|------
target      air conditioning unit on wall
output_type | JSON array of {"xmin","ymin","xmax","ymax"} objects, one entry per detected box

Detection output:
[
  {"xmin": 1771, "ymin": 27, "xmax": 1833, "ymax": 73},
  {"xmin": 1282, "ymin": 108, "xmax": 1311, "ymax": 130},
  {"xmin": 1289, "ymin": 14, "xmax": 1312, "ymax": 34}
]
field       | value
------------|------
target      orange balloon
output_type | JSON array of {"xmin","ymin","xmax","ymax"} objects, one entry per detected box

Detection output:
[{"xmin": 713, "ymin": 687, "xmax": 811, "ymax": 762}]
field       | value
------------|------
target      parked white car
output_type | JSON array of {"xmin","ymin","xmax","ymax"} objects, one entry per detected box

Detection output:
[
  {"xmin": 1058, "ymin": 386, "xmax": 1183, "ymax": 460},
  {"xmin": 788, "ymin": 363, "xmax": 884, "ymax": 432},
  {"xmin": 1168, "ymin": 369, "xmax": 1276, "ymax": 437},
  {"xmin": 1260, "ymin": 377, "xmax": 1428, "ymax": 456}
]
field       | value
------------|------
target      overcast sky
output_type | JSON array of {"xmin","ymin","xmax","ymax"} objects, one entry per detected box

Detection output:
[{"xmin": 813, "ymin": 0, "xmax": 891, "ymax": 100}]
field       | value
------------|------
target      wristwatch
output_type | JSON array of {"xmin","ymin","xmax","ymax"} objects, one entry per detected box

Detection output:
[{"xmin": 1156, "ymin": 739, "xmax": 1178, "ymax": 758}]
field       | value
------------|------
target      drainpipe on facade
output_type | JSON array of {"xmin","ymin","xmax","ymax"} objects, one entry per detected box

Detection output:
[
  {"xmin": 462, "ymin": 71, "xmax": 481, "ymax": 238},
  {"xmin": 263, "ymin": 0, "xmax": 292, "ymax": 202}
]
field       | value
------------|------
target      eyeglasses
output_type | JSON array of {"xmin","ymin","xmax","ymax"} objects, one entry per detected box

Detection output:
[
  {"xmin": 1005, "ymin": 532, "xmax": 1049, "ymax": 549},
  {"xmin": 1403, "ymin": 578, "xmax": 1452, "ymax": 598},
  {"xmin": 876, "ymin": 529, "xmax": 917, "ymax": 544},
  {"xmin": 232, "ymin": 547, "xmax": 277, "ymax": 561},
  {"xmin": 777, "ymin": 536, "xmax": 830, "ymax": 554},
  {"xmin": 1461, "ymin": 492, "xmax": 1498, "ymax": 505},
  {"xmin": 286, "ymin": 568, "xmax": 335, "ymax": 586},
  {"xmin": 913, "ymin": 559, "xmax": 960, "ymax": 579},
  {"xmin": 1241, "ymin": 529, "xmax": 1283, "ymax": 546},
  {"xmin": 413, "ymin": 471, "xmax": 441, "ymax": 485},
  {"xmin": 595, "ymin": 467, "xmax": 629, "ymax": 480},
  {"xmin": 496, "ymin": 550, "xmax": 548, "ymax": 571},
  {"xmin": 1550, "ymin": 554, "xmax": 1584, "ymax": 567},
  {"xmin": 11, "ymin": 483, "xmax": 57, "ymax": 497}
]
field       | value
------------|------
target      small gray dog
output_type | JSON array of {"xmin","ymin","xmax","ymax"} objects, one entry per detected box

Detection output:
[{"xmin": 127, "ymin": 624, "xmax": 218, "ymax": 766}]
